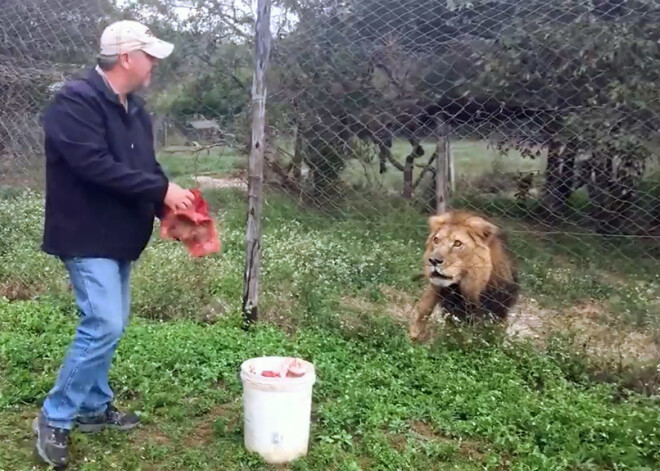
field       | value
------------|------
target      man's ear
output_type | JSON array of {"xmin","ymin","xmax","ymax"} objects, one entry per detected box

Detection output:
[{"xmin": 465, "ymin": 216, "xmax": 499, "ymax": 242}]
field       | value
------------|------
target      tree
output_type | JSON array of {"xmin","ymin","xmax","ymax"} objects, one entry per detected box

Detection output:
[
  {"xmin": 265, "ymin": 0, "xmax": 660, "ymax": 233},
  {"xmin": 0, "ymin": 0, "xmax": 116, "ymax": 174},
  {"xmin": 467, "ymin": 2, "xmax": 660, "ymax": 232},
  {"xmin": 119, "ymin": 0, "xmax": 254, "ymax": 137},
  {"xmin": 266, "ymin": 0, "xmax": 464, "ymax": 198}
]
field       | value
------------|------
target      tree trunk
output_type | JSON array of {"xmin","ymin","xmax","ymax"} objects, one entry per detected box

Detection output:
[
  {"xmin": 377, "ymin": 139, "xmax": 394, "ymax": 175},
  {"xmin": 586, "ymin": 154, "xmax": 641, "ymax": 234},
  {"xmin": 292, "ymin": 122, "xmax": 303, "ymax": 181},
  {"xmin": 541, "ymin": 140, "xmax": 575, "ymax": 220},
  {"xmin": 377, "ymin": 134, "xmax": 391, "ymax": 174},
  {"xmin": 403, "ymin": 137, "xmax": 424, "ymax": 199},
  {"xmin": 403, "ymin": 154, "xmax": 414, "ymax": 199},
  {"xmin": 435, "ymin": 122, "xmax": 449, "ymax": 214},
  {"xmin": 242, "ymin": 0, "xmax": 271, "ymax": 328}
]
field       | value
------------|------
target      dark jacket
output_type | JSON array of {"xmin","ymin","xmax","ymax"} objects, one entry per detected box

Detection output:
[{"xmin": 41, "ymin": 68, "xmax": 169, "ymax": 261}]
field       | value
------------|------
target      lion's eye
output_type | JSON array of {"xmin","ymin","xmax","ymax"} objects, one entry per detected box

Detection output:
[
  {"xmin": 433, "ymin": 236, "xmax": 440, "ymax": 244},
  {"xmin": 453, "ymin": 240, "xmax": 463, "ymax": 248}
]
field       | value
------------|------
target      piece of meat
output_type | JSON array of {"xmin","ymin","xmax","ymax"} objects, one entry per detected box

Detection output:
[
  {"xmin": 260, "ymin": 358, "xmax": 308, "ymax": 378},
  {"xmin": 285, "ymin": 358, "xmax": 307, "ymax": 377},
  {"xmin": 160, "ymin": 188, "xmax": 221, "ymax": 257},
  {"xmin": 261, "ymin": 370, "xmax": 280, "ymax": 377}
]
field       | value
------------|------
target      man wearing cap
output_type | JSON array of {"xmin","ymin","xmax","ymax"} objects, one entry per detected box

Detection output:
[{"xmin": 34, "ymin": 20, "xmax": 193, "ymax": 467}]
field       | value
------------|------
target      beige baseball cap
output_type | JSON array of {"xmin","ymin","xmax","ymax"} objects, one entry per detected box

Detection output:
[{"xmin": 99, "ymin": 20, "xmax": 174, "ymax": 59}]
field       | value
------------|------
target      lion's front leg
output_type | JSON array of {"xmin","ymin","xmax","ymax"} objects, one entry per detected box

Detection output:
[{"xmin": 409, "ymin": 285, "xmax": 441, "ymax": 341}]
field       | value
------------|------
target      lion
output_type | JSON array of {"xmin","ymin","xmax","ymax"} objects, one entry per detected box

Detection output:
[{"xmin": 409, "ymin": 210, "xmax": 520, "ymax": 341}]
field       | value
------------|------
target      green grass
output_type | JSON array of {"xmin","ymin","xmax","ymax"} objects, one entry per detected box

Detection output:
[
  {"xmin": 339, "ymin": 139, "xmax": 546, "ymax": 194},
  {"xmin": 156, "ymin": 146, "xmax": 246, "ymax": 178},
  {"xmin": 0, "ymin": 140, "xmax": 659, "ymax": 470},
  {"xmin": 1, "ymin": 187, "xmax": 659, "ymax": 470},
  {"xmin": 444, "ymin": 139, "xmax": 545, "ymax": 178},
  {"xmin": 2, "ymin": 297, "xmax": 660, "ymax": 470},
  {"xmin": 2, "ymin": 139, "xmax": 658, "ymax": 326}
]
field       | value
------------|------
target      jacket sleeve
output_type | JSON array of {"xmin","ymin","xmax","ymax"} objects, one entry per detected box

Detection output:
[
  {"xmin": 153, "ymin": 160, "xmax": 169, "ymax": 219},
  {"xmin": 43, "ymin": 90, "xmax": 169, "ymax": 204},
  {"xmin": 143, "ymin": 110, "xmax": 171, "ymax": 219}
]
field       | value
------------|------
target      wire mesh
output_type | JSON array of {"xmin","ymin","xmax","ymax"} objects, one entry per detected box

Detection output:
[{"xmin": 0, "ymin": 0, "xmax": 658, "ymax": 330}]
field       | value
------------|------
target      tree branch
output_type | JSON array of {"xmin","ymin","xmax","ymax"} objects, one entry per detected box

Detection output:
[
  {"xmin": 384, "ymin": 148, "xmax": 405, "ymax": 172},
  {"xmin": 413, "ymin": 150, "xmax": 438, "ymax": 189}
]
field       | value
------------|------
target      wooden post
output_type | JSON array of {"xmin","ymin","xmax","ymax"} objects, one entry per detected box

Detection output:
[
  {"xmin": 448, "ymin": 138, "xmax": 455, "ymax": 195},
  {"xmin": 435, "ymin": 121, "xmax": 449, "ymax": 213},
  {"xmin": 292, "ymin": 121, "xmax": 303, "ymax": 181},
  {"xmin": 242, "ymin": 0, "xmax": 272, "ymax": 328}
]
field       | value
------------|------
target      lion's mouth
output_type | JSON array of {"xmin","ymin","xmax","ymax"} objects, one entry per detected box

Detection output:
[{"xmin": 429, "ymin": 268, "xmax": 453, "ymax": 281}]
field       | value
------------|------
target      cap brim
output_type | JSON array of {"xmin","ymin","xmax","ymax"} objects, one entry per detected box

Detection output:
[{"xmin": 142, "ymin": 39, "xmax": 174, "ymax": 59}]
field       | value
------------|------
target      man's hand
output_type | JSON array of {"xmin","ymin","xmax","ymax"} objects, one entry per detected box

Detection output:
[{"xmin": 164, "ymin": 183, "xmax": 195, "ymax": 211}]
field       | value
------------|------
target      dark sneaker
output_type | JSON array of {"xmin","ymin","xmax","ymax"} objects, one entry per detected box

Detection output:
[
  {"xmin": 32, "ymin": 413, "xmax": 70, "ymax": 469},
  {"xmin": 74, "ymin": 404, "xmax": 140, "ymax": 433}
]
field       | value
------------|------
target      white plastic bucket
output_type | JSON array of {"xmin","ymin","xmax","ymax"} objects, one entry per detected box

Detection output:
[{"xmin": 239, "ymin": 356, "xmax": 316, "ymax": 464}]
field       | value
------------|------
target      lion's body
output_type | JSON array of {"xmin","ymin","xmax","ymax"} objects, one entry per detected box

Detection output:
[
  {"xmin": 436, "ymin": 276, "xmax": 519, "ymax": 321},
  {"xmin": 410, "ymin": 210, "xmax": 520, "ymax": 340}
]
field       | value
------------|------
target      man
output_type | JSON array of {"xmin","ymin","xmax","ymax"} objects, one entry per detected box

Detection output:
[{"xmin": 34, "ymin": 20, "xmax": 194, "ymax": 468}]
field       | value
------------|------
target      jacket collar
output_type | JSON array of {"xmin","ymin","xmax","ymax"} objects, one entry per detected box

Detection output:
[{"xmin": 85, "ymin": 67, "xmax": 146, "ymax": 113}]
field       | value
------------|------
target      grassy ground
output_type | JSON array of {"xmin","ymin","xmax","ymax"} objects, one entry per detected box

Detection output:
[
  {"xmin": 329, "ymin": 139, "xmax": 546, "ymax": 195},
  {"xmin": 2, "ymin": 296, "xmax": 659, "ymax": 470},
  {"xmin": 156, "ymin": 139, "xmax": 546, "ymax": 189},
  {"xmin": 156, "ymin": 146, "xmax": 247, "ymax": 179},
  {"xmin": 154, "ymin": 139, "xmax": 659, "ymax": 327},
  {"xmin": 1, "ymin": 140, "xmax": 659, "ymax": 470}
]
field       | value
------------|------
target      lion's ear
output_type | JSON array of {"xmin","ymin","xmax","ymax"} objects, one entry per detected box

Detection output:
[
  {"xmin": 465, "ymin": 216, "xmax": 499, "ymax": 242},
  {"xmin": 428, "ymin": 212, "xmax": 452, "ymax": 234}
]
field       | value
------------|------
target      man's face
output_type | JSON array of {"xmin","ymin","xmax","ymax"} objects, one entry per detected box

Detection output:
[{"xmin": 120, "ymin": 50, "xmax": 159, "ymax": 91}]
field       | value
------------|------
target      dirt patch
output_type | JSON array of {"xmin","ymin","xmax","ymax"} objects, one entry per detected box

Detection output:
[
  {"xmin": 401, "ymin": 291, "xmax": 659, "ymax": 365},
  {"xmin": 133, "ymin": 425, "xmax": 172, "ymax": 447},
  {"xmin": 389, "ymin": 431, "xmax": 408, "ymax": 452},
  {"xmin": 340, "ymin": 285, "xmax": 659, "ymax": 370},
  {"xmin": 506, "ymin": 297, "xmax": 555, "ymax": 341},
  {"xmin": 338, "ymin": 286, "xmax": 416, "ymax": 327},
  {"xmin": 380, "ymin": 286, "xmax": 417, "ymax": 323},
  {"xmin": 410, "ymin": 422, "xmax": 488, "ymax": 462},
  {"xmin": 197, "ymin": 297, "xmax": 230, "ymax": 324},
  {"xmin": 0, "ymin": 280, "xmax": 43, "ymax": 301},
  {"xmin": 411, "ymin": 421, "xmax": 438, "ymax": 439},
  {"xmin": 194, "ymin": 175, "xmax": 247, "ymax": 190},
  {"xmin": 507, "ymin": 297, "xmax": 660, "ymax": 365},
  {"xmin": 182, "ymin": 403, "xmax": 239, "ymax": 448}
]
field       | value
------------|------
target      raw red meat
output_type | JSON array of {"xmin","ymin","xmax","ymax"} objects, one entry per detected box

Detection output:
[
  {"xmin": 261, "ymin": 370, "xmax": 281, "ymax": 377},
  {"xmin": 160, "ymin": 188, "xmax": 221, "ymax": 257},
  {"xmin": 259, "ymin": 358, "xmax": 308, "ymax": 378}
]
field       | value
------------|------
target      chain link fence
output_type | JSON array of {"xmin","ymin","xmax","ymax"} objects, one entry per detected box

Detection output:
[
  {"xmin": 0, "ymin": 1, "xmax": 658, "ymax": 335},
  {"xmin": 0, "ymin": 0, "xmax": 111, "ymax": 183},
  {"xmin": 264, "ymin": 0, "xmax": 660, "ymax": 233},
  {"xmin": 258, "ymin": 0, "xmax": 660, "ymax": 332}
]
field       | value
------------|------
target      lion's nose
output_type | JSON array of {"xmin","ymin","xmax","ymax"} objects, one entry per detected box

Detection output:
[{"xmin": 429, "ymin": 257, "xmax": 443, "ymax": 266}]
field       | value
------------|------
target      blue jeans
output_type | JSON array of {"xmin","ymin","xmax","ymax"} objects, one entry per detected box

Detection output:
[{"xmin": 41, "ymin": 258, "xmax": 132, "ymax": 430}]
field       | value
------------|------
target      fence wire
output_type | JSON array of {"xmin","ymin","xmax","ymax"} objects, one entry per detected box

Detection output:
[
  {"xmin": 0, "ymin": 0, "xmax": 658, "ymax": 330},
  {"xmin": 259, "ymin": 0, "xmax": 659, "ymax": 326},
  {"xmin": 265, "ymin": 0, "xmax": 660, "ymax": 235}
]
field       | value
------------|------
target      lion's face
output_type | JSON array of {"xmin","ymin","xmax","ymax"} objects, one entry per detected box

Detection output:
[{"xmin": 423, "ymin": 212, "xmax": 497, "ymax": 289}]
